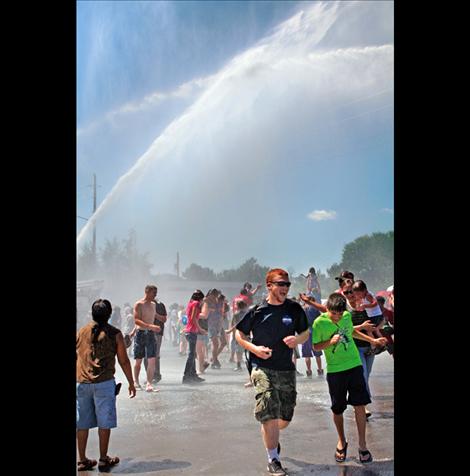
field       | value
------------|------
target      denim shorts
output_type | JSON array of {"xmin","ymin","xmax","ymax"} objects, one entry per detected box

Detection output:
[
  {"xmin": 76, "ymin": 379, "xmax": 117, "ymax": 429},
  {"xmin": 133, "ymin": 329, "xmax": 157, "ymax": 359},
  {"xmin": 197, "ymin": 334, "xmax": 209, "ymax": 344}
]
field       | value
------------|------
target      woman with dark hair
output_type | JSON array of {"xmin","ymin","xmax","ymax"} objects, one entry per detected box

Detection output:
[
  {"xmin": 182, "ymin": 290, "xmax": 206, "ymax": 384},
  {"xmin": 76, "ymin": 299, "xmax": 136, "ymax": 471}
]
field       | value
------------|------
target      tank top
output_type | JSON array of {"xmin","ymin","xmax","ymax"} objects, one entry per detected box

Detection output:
[
  {"xmin": 350, "ymin": 310, "xmax": 371, "ymax": 348},
  {"xmin": 361, "ymin": 293, "xmax": 382, "ymax": 317},
  {"xmin": 76, "ymin": 321, "xmax": 120, "ymax": 383}
]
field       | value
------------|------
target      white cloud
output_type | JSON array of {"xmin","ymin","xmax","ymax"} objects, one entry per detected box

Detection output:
[
  {"xmin": 307, "ymin": 210, "xmax": 337, "ymax": 221},
  {"xmin": 381, "ymin": 208, "xmax": 394, "ymax": 214}
]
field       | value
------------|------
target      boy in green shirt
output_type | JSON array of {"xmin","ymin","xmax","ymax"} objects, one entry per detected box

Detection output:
[{"xmin": 312, "ymin": 293, "xmax": 387, "ymax": 464}]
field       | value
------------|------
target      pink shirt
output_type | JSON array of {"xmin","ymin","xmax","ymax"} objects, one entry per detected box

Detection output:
[{"xmin": 185, "ymin": 300, "xmax": 201, "ymax": 333}]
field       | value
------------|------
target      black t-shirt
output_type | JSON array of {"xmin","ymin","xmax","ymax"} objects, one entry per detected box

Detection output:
[
  {"xmin": 236, "ymin": 299, "xmax": 309, "ymax": 371},
  {"xmin": 154, "ymin": 301, "xmax": 167, "ymax": 336},
  {"xmin": 351, "ymin": 310, "xmax": 370, "ymax": 348}
]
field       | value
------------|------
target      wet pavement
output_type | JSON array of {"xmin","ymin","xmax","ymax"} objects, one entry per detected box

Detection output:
[{"xmin": 80, "ymin": 341, "xmax": 394, "ymax": 475}]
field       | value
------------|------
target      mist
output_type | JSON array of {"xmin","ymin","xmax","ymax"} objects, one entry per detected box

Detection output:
[{"xmin": 77, "ymin": 1, "xmax": 393, "ymax": 292}]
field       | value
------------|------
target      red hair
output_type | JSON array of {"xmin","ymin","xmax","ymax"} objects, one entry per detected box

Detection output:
[{"xmin": 266, "ymin": 268, "xmax": 289, "ymax": 284}]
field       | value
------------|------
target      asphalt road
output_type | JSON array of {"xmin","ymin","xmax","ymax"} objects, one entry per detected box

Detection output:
[{"xmin": 80, "ymin": 339, "xmax": 394, "ymax": 475}]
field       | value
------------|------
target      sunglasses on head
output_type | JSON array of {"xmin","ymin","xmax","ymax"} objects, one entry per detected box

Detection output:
[{"xmin": 270, "ymin": 281, "xmax": 291, "ymax": 287}]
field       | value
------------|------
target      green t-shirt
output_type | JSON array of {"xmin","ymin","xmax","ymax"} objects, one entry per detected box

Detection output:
[{"xmin": 312, "ymin": 311, "xmax": 362, "ymax": 373}]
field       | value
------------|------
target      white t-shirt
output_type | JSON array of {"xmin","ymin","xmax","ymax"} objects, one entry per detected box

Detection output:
[{"xmin": 361, "ymin": 293, "xmax": 382, "ymax": 317}]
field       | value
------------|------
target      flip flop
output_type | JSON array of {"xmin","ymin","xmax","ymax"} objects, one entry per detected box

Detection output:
[
  {"xmin": 358, "ymin": 449, "xmax": 373, "ymax": 463},
  {"xmin": 335, "ymin": 441, "xmax": 348, "ymax": 463}
]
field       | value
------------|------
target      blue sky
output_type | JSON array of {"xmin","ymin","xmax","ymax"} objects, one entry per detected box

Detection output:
[{"xmin": 77, "ymin": 0, "xmax": 394, "ymax": 276}]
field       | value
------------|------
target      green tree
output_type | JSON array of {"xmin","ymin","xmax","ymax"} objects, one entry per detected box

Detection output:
[
  {"xmin": 327, "ymin": 231, "xmax": 394, "ymax": 292},
  {"xmin": 183, "ymin": 263, "xmax": 217, "ymax": 281},
  {"xmin": 217, "ymin": 258, "xmax": 269, "ymax": 282},
  {"xmin": 77, "ymin": 241, "xmax": 99, "ymax": 280}
]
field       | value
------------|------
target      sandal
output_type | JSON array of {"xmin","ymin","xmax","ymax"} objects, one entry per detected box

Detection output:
[
  {"xmin": 77, "ymin": 458, "xmax": 97, "ymax": 471},
  {"xmin": 335, "ymin": 441, "xmax": 348, "ymax": 463},
  {"xmin": 98, "ymin": 455, "xmax": 120, "ymax": 472},
  {"xmin": 358, "ymin": 449, "xmax": 373, "ymax": 463}
]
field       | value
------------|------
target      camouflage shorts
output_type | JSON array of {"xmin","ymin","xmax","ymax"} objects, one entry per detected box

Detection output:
[{"xmin": 251, "ymin": 367, "xmax": 297, "ymax": 423}]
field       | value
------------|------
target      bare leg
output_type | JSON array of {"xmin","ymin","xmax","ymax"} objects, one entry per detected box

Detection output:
[
  {"xmin": 278, "ymin": 419, "xmax": 290, "ymax": 430},
  {"xmin": 196, "ymin": 340, "xmax": 206, "ymax": 373},
  {"xmin": 146, "ymin": 357, "xmax": 157, "ymax": 390},
  {"xmin": 305, "ymin": 357, "xmax": 312, "ymax": 372},
  {"xmin": 133, "ymin": 359, "xmax": 143, "ymax": 387},
  {"xmin": 353, "ymin": 405, "xmax": 368, "ymax": 450},
  {"xmin": 315, "ymin": 356, "xmax": 323, "ymax": 370},
  {"xmin": 98, "ymin": 428, "xmax": 111, "ymax": 459},
  {"xmin": 216, "ymin": 335, "xmax": 227, "ymax": 358},
  {"xmin": 211, "ymin": 336, "xmax": 219, "ymax": 364},
  {"xmin": 333, "ymin": 412, "xmax": 347, "ymax": 450},
  {"xmin": 76, "ymin": 429, "xmax": 89, "ymax": 461},
  {"xmin": 261, "ymin": 419, "xmax": 280, "ymax": 451}
]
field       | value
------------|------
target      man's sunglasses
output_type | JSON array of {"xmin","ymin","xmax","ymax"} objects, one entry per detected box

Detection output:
[
  {"xmin": 270, "ymin": 281, "xmax": 291, "ymax": 287},
  {"xmin": 343, "ymin": 290, "xmax": 353, "ymax": 295}
]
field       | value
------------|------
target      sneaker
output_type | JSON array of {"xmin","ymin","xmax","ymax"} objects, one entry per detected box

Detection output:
[
  {"xmin": 295, "ymin": 370, "xmax": 303, "ymax": 376},
  {"xmin": 192, "ymin": 375, "xmax": 205, "ymax": 382},
  {"xmin": 306, "ymin": 370, "xmax": 312, "ymax": 378},
  {"xmin": 317, "ymin": 368, "xmax": 324, "ymax": 376},
  {"xmin": 233, "ymin": 366, "xmax": 242, "ymax": 371},
  {"xmin": 267, "ymin": 459, "xmax": 287, "ymax": 475}
]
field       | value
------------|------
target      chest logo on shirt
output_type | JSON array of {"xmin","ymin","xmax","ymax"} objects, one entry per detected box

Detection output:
[
  {"xmin": 332, "ymin": 327, "xmax": 351, "ymax": 353},
  {"xmin": 282, "ymin": 315, "xmax": 293, "ymax": 326}
]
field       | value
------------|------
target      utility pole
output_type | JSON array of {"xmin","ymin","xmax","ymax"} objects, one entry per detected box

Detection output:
[{"xmin": 175, "ymin": 251, "xmax": 180, "ymax": 278}]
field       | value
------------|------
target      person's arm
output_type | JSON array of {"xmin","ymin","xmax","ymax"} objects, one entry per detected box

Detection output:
[
  {"xmin": 199, "ymin": 302, "xmax": 209, "ymax": 319},
  {"xmin": 313, "ymin": 333, "xmax": 341, "ymax": 351},
  {"xmin": 154, "ymin": 302, "xmax": 167, "ymax": 323},
  {"xmin": 155, "ymin": 312, "xmax": 167, "ymax": 323},
  {"xmin": 235, "ymin": 329, "xmax": 272, "ymax": 359},
  {"xmin": 354, "ymin": 320, "xmax": 375, "ymax": 332},
  {"xmin": 116, "ymin": 332, "xmax": 136, "ymax": 398},
  {"xmin": 299, "ymin": 293, "xmax": 327, "ymax": 312},
  {"xmin": 129, "ymin": 325, "xmax": 137, "ymax": 338},
  {"xmin": 352, "ymin": 329, "xmax": 387, "ymax": 346},
  {"xmin": 361, "ymin": 293, "xmax": 378, "ymax": 309},
  {"xmin": 250, "ymin": 284, "xmax": 261, "ymax": 296},
  {"xmin": 134, "ymin": 303, "xmax": 160, "ymax": 332},
  {"xmin": 283, "ymin": 328, "xmax": 310, "ymax": 348}
]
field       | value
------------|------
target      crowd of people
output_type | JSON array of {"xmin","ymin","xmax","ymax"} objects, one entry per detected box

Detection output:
[{"xmin": 76, "ymin": 267, "xmax": 394, "ymax": 474}]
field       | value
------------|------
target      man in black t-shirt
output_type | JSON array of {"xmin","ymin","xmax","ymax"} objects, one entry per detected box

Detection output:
[{"xmin": 236, "ymin": 268, "xmax": 309, "ymax": 476}]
